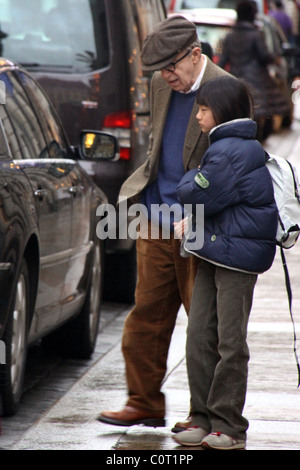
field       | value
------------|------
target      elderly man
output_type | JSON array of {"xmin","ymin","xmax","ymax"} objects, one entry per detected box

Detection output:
[{"xmin": 98, "ymin": 15, "xmax": 229, "ymax": 430}]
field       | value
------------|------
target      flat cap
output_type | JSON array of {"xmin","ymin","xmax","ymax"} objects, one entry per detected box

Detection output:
[{"xmin": 141, "ymin": 15, "xmax": 198, "ymax": 72}]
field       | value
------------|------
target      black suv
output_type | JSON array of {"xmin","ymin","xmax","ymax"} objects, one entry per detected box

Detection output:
[
  {"xmin": 0, "ymin": 59, "xmax": 119, "ymax": 416},
  {"xmin": 0, "ymin": 0, "xmax": 166, "ymax": 303}
]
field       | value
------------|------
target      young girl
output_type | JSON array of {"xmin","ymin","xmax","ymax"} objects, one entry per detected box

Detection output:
[{"xmin": 173, "ymin": 76, "xmax": 278, "ymax": 450}]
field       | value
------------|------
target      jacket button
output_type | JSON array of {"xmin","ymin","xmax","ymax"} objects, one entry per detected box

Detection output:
[{"xmin": 211, "ymin": 235, "xmax": 217, "ymax": 242}]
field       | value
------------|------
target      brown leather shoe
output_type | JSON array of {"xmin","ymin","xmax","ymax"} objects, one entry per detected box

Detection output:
[
  {"xmin": 97, "ymin": 406, "xmax": 166, "ymax": 428},
  {"xmin": 171, "ymin": 415, "xmax": 193, "ymax": 433}
]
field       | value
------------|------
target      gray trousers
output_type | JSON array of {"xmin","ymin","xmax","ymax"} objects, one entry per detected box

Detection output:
[{"xmin": 187, "ymin": 260, "xmax": 257, "ymax": 440}]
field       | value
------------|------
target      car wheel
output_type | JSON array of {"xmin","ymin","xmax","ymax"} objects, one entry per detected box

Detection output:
[
  {"xmin": 43, "ymin": 239, "xmax": 103, "ymax": 359},
  {"xmin": 74, "ymin": 238, "xmax": 103, "ymax": 358},
  {"xmin": 0, "ymin": 260, "xmax": 29, "ymax": 416}
]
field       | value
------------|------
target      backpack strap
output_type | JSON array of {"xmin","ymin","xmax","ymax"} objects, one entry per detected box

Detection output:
[
  {"xmin": 286, "ymin": 160, "xmax": 300, "ymax": 203},
  {"xmin": 280, "ymin": 246, "xmax": 300, "ymax": 388}
]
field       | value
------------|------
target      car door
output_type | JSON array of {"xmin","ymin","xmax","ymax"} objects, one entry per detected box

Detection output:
[
  {"xmin": 0, "ymin": 70, "xmax": 73, "ymax": 333},
  {"xmin": 60, "ymin": 162, "xmax": 93, "ymax": 321},
  {"xmin": 18, "ymin": 71, "xmax": 94, "ymax": 323}
]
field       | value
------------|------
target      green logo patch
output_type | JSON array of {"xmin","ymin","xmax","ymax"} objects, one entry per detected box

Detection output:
[{"xmin": 195, "ymin": 172, "xmax": 210, "ymax": 189}]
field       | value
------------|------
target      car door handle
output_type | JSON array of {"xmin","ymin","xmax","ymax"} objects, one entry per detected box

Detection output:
[
  {"xmin": 34, "ymin": 188, "xmax": 48, "ymax": 199},
  {"xmin": 69, "ymin": 185, "xmax": 80, "ymax": 195}
]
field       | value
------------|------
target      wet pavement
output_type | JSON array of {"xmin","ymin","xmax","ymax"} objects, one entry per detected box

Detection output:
[{"xmin": 1, "ymin": 124, "xmax": 300, "ymax": 452}]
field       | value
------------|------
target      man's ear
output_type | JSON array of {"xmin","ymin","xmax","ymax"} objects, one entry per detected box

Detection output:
[{"xmin": 191, "ymin": 47, "xmax": 202, "ymax": 64}]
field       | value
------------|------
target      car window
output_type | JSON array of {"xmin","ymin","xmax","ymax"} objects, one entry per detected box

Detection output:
[
  {"xmin": 196, "ymin": 24, "xmax": 232, "ymax": 56},
  {"xmin": 18, "ymin": 71, "xmax": 69, "ymax": 158},
  {"xmin": 0, "ymin": 0, "xmax": 109, "ymax": 73},
  {"xmin": 0, "ymin": 71, "xmax": 48, "ymax": 160},
  {"xmin": 170, "ymin": 0, "xmax": 264, "ymax": 11},
  {"xmin": 181, "ymin": 0, "xmax": 219, "ymax": 6}
]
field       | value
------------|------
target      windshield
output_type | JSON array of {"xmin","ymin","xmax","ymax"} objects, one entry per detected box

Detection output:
[
  {"xmin": 0, "ymin": 0, "xmax": 109, "ymax": 72},
  {"xmin": 196, "ymin": 24, "xmax": 231, "ymax": 56},
  {"xmin": 177, "ymin": 0, "xmax": 263, "ymax": 11},
  {"xmin": 182, "ymin": 0, "xmax": 219, "ymax": 6}
]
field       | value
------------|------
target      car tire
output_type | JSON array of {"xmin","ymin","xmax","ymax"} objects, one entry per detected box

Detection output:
[
  {"xmin": 43, "ymin": 239, "xmax": 103, "ymax": 359},
  {"xmin": 70, "ymin": 238, "xmax": 103, "ymax": 358},
  {"xmin": 0, "ymin": 260, "xmax": 30, "ymax": 416}
]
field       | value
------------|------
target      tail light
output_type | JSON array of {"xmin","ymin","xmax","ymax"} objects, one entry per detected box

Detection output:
[
  {"xmin": 168, "ymin": 0, "xmax": 176, "ymax": 12},
  {"xmin": 264, "ymin": 0, "xmax": 268, "ymax": 13},
  {"xmin": 103, "ymin": 110, "xmax": 134, "ymax": 161}
]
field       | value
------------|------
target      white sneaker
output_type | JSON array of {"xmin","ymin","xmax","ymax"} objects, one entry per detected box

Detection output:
[
  {"xmin": 172, "ymin": 426, "xmax": 208, "ymax": 447},
  {"xmin": 201, "ymin": 432, "xmax": 246, "ymax": 450}
]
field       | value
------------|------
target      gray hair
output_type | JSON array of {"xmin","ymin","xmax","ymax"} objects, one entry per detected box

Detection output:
[{"xmin": 189, "ymin": 39, "xmax": 202, "ymax": 51}]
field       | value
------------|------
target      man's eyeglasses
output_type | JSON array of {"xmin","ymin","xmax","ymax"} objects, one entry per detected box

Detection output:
[{"xmin": 162, "ymin": 50, "xmax": 191, "ymax": 73}]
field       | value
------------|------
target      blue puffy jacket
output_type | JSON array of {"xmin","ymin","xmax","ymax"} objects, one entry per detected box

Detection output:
[{"xmin": 177, "ymin": 119, "xmax": 278, "ymax": 274}]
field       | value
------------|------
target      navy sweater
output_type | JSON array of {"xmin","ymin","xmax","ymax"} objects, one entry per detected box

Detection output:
[{"xmin": 143, "ymin": 90, "xmax": 197, "ymax": 228}]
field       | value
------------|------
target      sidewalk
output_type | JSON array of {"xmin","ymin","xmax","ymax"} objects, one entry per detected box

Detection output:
[{"xmin": 9, "ymin": 125, "xmax": 300, "ymax": 451}]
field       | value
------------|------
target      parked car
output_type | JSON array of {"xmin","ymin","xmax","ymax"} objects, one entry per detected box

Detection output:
[
  {"xmin": 170, "ymin": 8, "xmax": 293, "ymax": 127},
  {"xmin": 166, "ymin": 0, "xmax": 268, "ymax": 13},
  {"xmin": 0, "ymin": 59, "xmax": 119, "ymax": 416},
  {"xmin": 0, "ymin": 0, "xmax": 166, "ymax": 303}
]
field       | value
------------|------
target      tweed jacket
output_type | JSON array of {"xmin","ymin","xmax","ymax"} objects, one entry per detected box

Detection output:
[{"xmin": 118, "ymin": 57, "xmax": 229, "ymax": 205}]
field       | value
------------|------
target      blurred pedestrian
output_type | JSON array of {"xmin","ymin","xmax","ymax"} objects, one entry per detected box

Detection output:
[
  {"xmin": 293, "ymin": 0, "xmax": 300, "ymax": 45},
  {"xmin": 201, "ymin": 41, "xmax": 213, "ymax": 60},
  {"xmin": 218, "ymin": 0, "xmax": 291, "ymax": 141},
  {"xmin": 173, "ymin": 76, "xmax": 278, "ymax": 450},
  {"xmin": 97, "ymin": 15, "xmax": 229, "ymax": 431},
  {"xmin": 269, "ymin": 0, "xmax": 293, "ymax": 41},
  {"xmin": 285, "ymin": 0, "xmax": 300, "ymax": 44}
]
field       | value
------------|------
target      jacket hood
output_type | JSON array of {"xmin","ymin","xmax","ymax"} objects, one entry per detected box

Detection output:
[{"xmin": 209, "ymin": 118, "xmax": 257, "ymax": 144}]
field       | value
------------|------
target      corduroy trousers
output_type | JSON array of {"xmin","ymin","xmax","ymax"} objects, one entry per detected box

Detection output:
[
  {"xmin": 186, "ymin": 260, "xmax": 257, "ymax": 440},
  {"xmin": 122, "ymin": 229, "xmax": 198, "ymax": 415}
]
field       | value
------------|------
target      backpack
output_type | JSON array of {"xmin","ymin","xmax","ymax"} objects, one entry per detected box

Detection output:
[
  {"xmin": 266, "ymin": 152, "xmax": 300, "ymax": 387},
  {"xmin": 266, "ymin": 153, "xmax": 300, "ymax": 249}
]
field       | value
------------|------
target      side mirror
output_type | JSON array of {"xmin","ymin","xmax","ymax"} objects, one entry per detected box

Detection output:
[{"xmin": 80, "ymin": 131, "xmax": 120, "ymax": 161}]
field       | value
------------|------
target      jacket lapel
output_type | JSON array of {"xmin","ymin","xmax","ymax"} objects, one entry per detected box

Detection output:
[
  {"xmin": 183, "ymin": 101, "xmax": 202, "ymax": 170},
  {"xmin": 152, "ymin": 80, "xmax": 172, "ymax": 147}
]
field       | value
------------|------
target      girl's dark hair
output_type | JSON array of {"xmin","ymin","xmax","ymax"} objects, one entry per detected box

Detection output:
[
  {"xmin": 196, "ymin": 76, "xmax": 253, "ymax": 126},
  {"xmin": 237, "ymin": 0, "xmax": 256, "ymax": 23}
]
